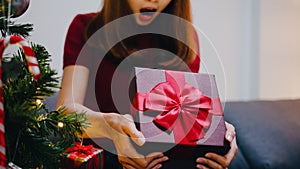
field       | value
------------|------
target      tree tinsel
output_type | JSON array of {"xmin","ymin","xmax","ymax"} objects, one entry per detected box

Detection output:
[{"xmin": 0, "ymin": 1, "xmax": 90, "ymax": 168}]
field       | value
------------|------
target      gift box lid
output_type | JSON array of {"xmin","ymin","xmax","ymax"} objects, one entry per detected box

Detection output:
[{"xmin": 132, "ymin": 67, "xmax": 226, "ymax": 146}]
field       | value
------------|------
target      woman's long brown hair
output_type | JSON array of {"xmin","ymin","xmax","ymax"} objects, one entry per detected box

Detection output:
[{"xmin": 86, "ymin": 0, "xmax": 197, "ymax": 64}]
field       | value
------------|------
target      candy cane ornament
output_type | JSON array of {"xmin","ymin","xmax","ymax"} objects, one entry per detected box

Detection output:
[{"xmin": 0, "ymin": 35, "xmax": 41, "ymax": 168}]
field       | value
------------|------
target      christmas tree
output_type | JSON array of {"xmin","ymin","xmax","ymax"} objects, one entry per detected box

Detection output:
[{"xmin": 1, "ymin": 1, "xmax": 89, "ymax": 168}]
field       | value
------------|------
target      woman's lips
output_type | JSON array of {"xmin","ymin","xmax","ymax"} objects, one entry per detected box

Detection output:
[{"xmin": 139, "ymin": 13, "xmax": 153, "ymax": 21}]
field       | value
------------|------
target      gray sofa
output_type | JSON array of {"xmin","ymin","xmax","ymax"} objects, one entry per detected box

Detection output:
[
  {"xmin": 46, "ymin": 94, "xmax": 300, "ymax": 169},
  {"xmin": 224, "ymin": 99, "xmax": 300, "ymax": 169}
]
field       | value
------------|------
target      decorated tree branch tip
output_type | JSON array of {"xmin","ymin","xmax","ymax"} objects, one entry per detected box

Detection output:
[
  {"xmin": 0, "ymin": 34, "xmax": 41, "ymax": 168},
  {"xmin": 0, "ymin": 35, "xmax": 89, "ymax": 168}
]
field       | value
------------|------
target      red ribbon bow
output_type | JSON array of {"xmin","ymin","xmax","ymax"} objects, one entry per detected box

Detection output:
[
  {"xmin": 65, "ymin": 142, "xmax": 94, "ymax": 154},
  {"xmin": 133, "ymin": 71, "xmax": 214, "ymax": 144},
  {"xmin": 64, "ymin": 142, "xmax": 99, "ymax": 168}
]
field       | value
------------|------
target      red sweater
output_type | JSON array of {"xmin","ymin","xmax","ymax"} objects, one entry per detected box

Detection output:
[{"xmin": 63, "ymin": 13, "xmax": 200, "ymax": 113}]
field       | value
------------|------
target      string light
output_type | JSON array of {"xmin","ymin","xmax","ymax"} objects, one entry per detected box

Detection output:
[
  {"xmin": 57, "ymin": 122, "xmax": 64, "ymax": 128},
  {"xmin": 35, "ymin": 99, "xmax": 42, "ymax": 105}
]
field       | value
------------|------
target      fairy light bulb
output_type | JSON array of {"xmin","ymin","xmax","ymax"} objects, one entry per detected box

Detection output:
[
  {"xmin": 57, "ymin": 122, "xmax": 64, "ymax": 128},
  {"xmin": 36, "ymin": 99, "xmax": 42, "ymax": 105}
]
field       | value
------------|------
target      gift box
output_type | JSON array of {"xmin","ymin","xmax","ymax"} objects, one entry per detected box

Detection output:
[
  {"xmin": 61, "ymin": 142, "xmax": 104, "ymax": 169},
  {"xmin": 131, "ymin": 67, "xmax": 230, "ymax": 168}
]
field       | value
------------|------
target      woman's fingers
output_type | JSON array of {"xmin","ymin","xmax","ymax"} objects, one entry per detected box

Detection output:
[
  {"xmin": 119, "ymin": 150, "xmax": 168, "ymax": 169},
  {"xmin": 119, "ymin": 153, "xmax": 166, "ymax": 169},
  {"xmin": 105, "ymin": 113, "xmax": 168, "ymax": 168},
  {"xmin": 145, "ymin": 152, "xmax": 168, "ymax": 169},
  {"xmin": 115, "ymin": 135, "xmax": 148, "ymax": 168},
  {"xmin": 196, "ymin": 156, "xmax": 224, "ymax": 169},
  {"xmin": 102, "ymin": 113, "xmax": 144, "ymax": 145},
  {"xmin": 122, "ymin": 163, "xmax": 136, "ymax": 169},
  {"xmin": 122, "ymin": 114, "xmax": 145, "ymax": 146},
  {"xmin": 197, "ymin": 152, "xmax": 234, "ymax": 169},
  {"xmin": 196, "ymin": 122, "xmax": 238, "ymax": 169},
  {"xmin": 119, "ymin": 154, "xmax": 148, "ymax": 169},
  {"xmin": 225, "ymin": 134, "xmax": 238, "ymax": 163},
  {"xmin": 225, "ymin": 122, "xmax": 236, "ymax": 142},
  {"xmin": 224, "ymin": 122, "xmax": 238, "ymax": 163},
  {"xmin": 196, "ymin": 164, "xmax": 210, "ymax": 169},
  {"xmin": 104, "ymin": 113, "xmax": 148, "ymax": 168}
]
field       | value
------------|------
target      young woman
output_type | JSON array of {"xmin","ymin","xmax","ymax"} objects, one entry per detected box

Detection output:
[{"xmin": 57, "ymin": 0, "xmax": 238, "ymax": 169}]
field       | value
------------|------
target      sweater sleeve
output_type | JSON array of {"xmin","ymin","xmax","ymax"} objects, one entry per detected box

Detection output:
[
  {"xmin": 188, "ymin": 54, "xmax": 200, "ymax": 73},
  {"xmin": 188, "ymin": 29, "xmax": 201, "ymax": 73},
  {"xmin": 63, "ymin": 13, "xmax": 95, "ymax": 69}
]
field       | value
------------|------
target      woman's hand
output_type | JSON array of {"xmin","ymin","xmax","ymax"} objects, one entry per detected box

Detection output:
[
  {"xmin": 103, "ymin": 113, "xmax": 168, "ymax": 169},
  {"xmin": 59, "ymin": 65, "xmax": 169, "ymax": 168},
  {"xmin": 195, "ymin": 122, "xmax": 238, "ymax": 169},
  {"xmin": 122, "ymin": 152, "xmax": 168, "ymax": 169}
]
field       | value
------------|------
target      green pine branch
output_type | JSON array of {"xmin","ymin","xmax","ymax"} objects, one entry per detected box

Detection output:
[
  {"xmin": 0, "ymin": 17, "xmax": 33, "ymax": 37},
  {"xmin": 1, "ymin": 1, "xmax": 33, "ymax": 37},
  {"xmin": 3, "ymin": 44, "xmax": 90, "ymax": 169},
  {"xmin": 10, "ymin": 108, "xmax": 89, "ymax": 169},
  {"xmin": 1, "ymin": 2, "xmax": 89, "ymax": 168},
  {"xmin": 3, "ymin": 44, "xmax": 59, "ymax": 115}
]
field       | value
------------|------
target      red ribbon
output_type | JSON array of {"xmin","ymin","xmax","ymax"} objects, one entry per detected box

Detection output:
[
  {"xmin": 133, "ymin": 71, "xmax": 219, "ymax": 145},
  {"xmin": 64, "ymin": 142, "xmax": 99, "ymax": 168}
]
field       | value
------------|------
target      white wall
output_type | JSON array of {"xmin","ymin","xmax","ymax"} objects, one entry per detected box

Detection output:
[
  {"xmin": 259, "ymin": 0, "xmax": 300, "ymax": 100},
  {"xmin": 16, "ymin": 0, "xmax": 101, "ymax": 78},
  {"xmin": 14, "ymin": 0, "xmax": 300, "ymax": 101},
  {"xmin": 192, "ymin": 0, "xmax": 300, "ymax": 101},
  {"xmin": 191, "ymin": 0, "xmax": 255, "ymax": 101}
]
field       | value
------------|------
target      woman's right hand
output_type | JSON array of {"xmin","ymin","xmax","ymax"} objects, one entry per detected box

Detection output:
[{"xmin": 102, "ymin": 113, "xmax": 168, "ymax": 169}]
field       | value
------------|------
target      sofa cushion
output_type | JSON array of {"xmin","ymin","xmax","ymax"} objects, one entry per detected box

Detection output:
[
  {"xmin": 224, "ymin": 99, "xmax": 300, "ymax": 169},
  {"xmin": 228, "ymin": 149, "xmax": 250, "ymax": 169}
]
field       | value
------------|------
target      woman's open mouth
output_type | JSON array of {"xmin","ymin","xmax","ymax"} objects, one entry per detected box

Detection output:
[{"xmin": 139, "ymin": 8, "xmax": 157, "ymax": 22}]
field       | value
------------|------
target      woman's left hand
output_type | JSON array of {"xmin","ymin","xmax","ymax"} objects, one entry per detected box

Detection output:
[{"xmin": 195, "ymin": 122, "xmax": 238, "ymax": 169}]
